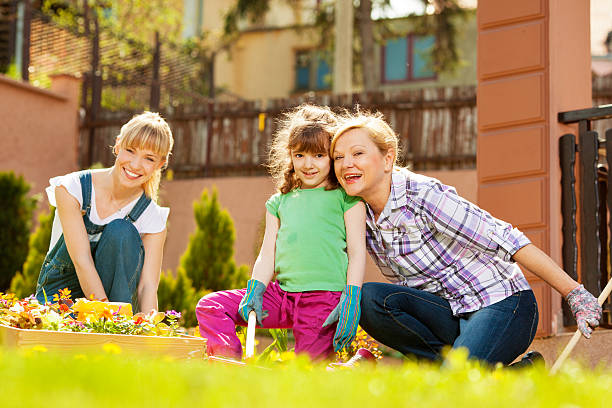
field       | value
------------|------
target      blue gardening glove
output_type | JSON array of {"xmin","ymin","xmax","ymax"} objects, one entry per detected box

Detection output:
[
  {"xmin": 566, "ymin": 284, "xmax": 602, "ymax": 339},
  {"xmin": 238, "ymin": 279, "xmax": 268, "ymax": 326},
  {"xmin": 322, "ymin": 285, "xmax": 362, "ymax": 352}
]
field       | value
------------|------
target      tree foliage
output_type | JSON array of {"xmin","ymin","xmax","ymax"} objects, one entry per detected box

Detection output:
[
  {"xmin": 0, "ymin": 172, "xmax": 37, "ymax": 291},
  {"xmin": 10, "ymin": 207, "xmax": 55, "ymax": 298},
  {"xmin": 40, "ymin": 0, "xmax": 204, "ymax": 110},
  {"xmin": 42, "ymin": 0, "xmax": 183, "ymax": 44},
  {"xmin": 179, "ymin": 188, "xmax": 249, "ymax": 292}
]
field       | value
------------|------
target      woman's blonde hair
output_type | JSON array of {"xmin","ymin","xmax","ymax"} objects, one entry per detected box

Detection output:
[
  {"xmin": 268, "ymin": 104, "xmax": 338, "ymax": 194},
  {"xmin": 331, "ymin": 110, "xmax": 400, "ymax": 166},
  {"xmin": 114, "ymin": 111, "xmax": 174, "ymax": 201}
]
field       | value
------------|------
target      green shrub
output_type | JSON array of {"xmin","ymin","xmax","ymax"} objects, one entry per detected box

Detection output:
[
  {"xmin": 156, "ymin": 187, "xmax": 249, "ymax": 328},
  {"xmin": 0, "ymin": 172, "xmax": 37, "ymax": 290},
  {"xmin": 156, "ymin": 268, "xmax": 207, "ymax": 328},
  {"xmin": 4, "ymin": 60, "xmax": 21, "ymax": 79},
  {"xmin": 179, "ymin": 187, "xmax": 249, "ymax": 292},
  {"xmin": 10, "ymin": 207, "xmax": 55, "ymax": 298}
]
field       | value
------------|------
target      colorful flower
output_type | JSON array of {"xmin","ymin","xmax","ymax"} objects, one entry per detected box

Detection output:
[
  {"xmin": 1, "ymin": 293, "xmax": 185, "ymax": 338},
  {"xmin": 166, "ymin": 310, "xmax": 181, "ymax": 320}
]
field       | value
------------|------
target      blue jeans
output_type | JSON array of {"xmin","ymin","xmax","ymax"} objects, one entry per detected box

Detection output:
[
  {"xmin": 360, "ymin": 282, "xmax": 539, "ymax": 365},
  {"xmin": 36, "ymin": 219, "xmax": 144, "ymax": 307}
]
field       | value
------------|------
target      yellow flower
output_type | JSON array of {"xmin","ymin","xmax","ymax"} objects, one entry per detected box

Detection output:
[
  {"xmin": 102, "ymin": 343, "xmax": 122, "ymax": 354},
  {"xmin": 100, "ymin": 308, "xmax": 114, "ymax": 320}
]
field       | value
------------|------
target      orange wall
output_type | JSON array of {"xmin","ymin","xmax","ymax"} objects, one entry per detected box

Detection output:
[
  {"xmin": 160, "ymin": 169, "xmax": 478, "ymax": 284},
  {"xmin": 477, "ymin": 0, "xmax": 591, "ymax": 336},
  {"xmin": 0, "ymin": 74, "xmax": 81, "ymax": 209}
]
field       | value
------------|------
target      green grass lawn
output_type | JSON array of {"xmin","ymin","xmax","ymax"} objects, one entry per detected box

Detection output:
[{"xmin": 1, "ymin": 346, "xmax": 610, "ymax": 407}]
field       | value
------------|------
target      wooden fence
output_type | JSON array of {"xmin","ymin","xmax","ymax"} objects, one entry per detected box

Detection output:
[{"xmin": 80, "ymin": 86, "xmax": 478, "ymax": 176}]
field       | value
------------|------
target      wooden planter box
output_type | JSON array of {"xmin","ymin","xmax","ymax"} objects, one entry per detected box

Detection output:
[{"xmin": 0, "ymin": 324, "xmax": 206, "ymax": 359}]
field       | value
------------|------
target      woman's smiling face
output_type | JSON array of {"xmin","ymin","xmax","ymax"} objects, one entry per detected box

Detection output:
[
  {"xmin": 332, "ymin": 128, "xmax": 393, "ymax": 201},
  {"xmin": 114, "ymin": 145, "xmax": 165, "ymax": 188}
]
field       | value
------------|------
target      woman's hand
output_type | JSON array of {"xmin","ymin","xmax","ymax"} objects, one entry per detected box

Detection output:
[{"xmin": 566, "ymin": 284, "xmax": 602, "ymax": 338}]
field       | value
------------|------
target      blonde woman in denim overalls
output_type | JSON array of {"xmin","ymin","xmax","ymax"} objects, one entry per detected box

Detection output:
[{"xmin": 36, "ymin": 112, "xmax": 174, "ymax": 313}]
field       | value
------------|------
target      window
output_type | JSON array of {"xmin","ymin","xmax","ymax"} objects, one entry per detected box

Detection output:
[
  {"xmin": 295, "ymin": 50, "xmax": 331, "ymax": 91},
  {"xmin": 382, "ymin": 35, "xmax": 436, "ymax": 83}
]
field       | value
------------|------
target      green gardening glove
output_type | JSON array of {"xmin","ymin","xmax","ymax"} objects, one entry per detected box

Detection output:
[
  {"xmin": 238, "ymin": 279, "xmax": 268, "ymax": 326},
  {"xmin": 323, "ymin": 285, "xmax": 362, "ymax": 352}
]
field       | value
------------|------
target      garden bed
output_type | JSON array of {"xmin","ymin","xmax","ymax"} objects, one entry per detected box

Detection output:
[{"xmin": 0, "ymin": 323, "xmax": 206, "ymax": 359}]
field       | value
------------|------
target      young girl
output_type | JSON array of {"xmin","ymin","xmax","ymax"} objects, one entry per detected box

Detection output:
[
  {"xmin": 196, "ymin": 104, "xmax": 366, "ymax": 360},
  {"xmin": 35, "ymin": 111, "xmax": 174, "ymax": 313}
]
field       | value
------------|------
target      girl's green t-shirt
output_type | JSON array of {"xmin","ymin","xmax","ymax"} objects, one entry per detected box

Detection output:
[{"xmin": 266, "ymin": 187, "xmax": 361, "ymax": 292}]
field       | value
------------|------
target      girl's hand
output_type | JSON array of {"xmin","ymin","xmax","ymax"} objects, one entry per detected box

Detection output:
[
  {"xmin": 323, "ymin": 285, "xmax": 362, "ymax": 352},
  {"xmin": 238, "ymin": 279, "xmax": 268, "ymax": 325},
  {"xmin": 566, "ymin": 284, "xmax": 602, "ymax": 338}
]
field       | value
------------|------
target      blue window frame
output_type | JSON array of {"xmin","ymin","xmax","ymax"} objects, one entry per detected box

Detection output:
[
  {"xmin": 382, "ymin": 34, "xmax": 436, "ymax": 83},
  {"xmin": 295, "ymin": 50, "xmax": 331, "ymax": 91}
]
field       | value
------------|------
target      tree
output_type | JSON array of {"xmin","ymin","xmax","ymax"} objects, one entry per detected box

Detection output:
[
  {"xmin": 10, "ymin": 207, "xmax": 55, "ymax": 298},
  {"xmin": 42, "ymin": 0, "xmax": 184, "ymax": 45},
  {"xmin": 0, "ymin": 172, "xmax": 37, "ymax": 291},
  {"xmin": 358, "ymin": 0, "xmax": 376, "ymax": 91},
  {"xmin": 179, "ymin": 188, "xmax": 249, "ymax": 292},
  {"xmin": 39, "ymin": 0, "xmax": 208, "ymax": 110}
]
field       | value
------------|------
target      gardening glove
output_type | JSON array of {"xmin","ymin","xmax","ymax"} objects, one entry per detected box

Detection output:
[
  {"xmin": 238, "ymin": 279, "xmax": 268, "ymax": 326},
  {"xmin": 566, "ymin": 284, "xmax": 602, "ymax": 339},
  {"xmin": 323, "ymin": 285, "xmax": 362, "ymax": 352}
]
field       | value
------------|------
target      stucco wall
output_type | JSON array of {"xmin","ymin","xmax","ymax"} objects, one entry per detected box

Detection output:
[
  {"xmin": 591, "ymin": 0, "xmax": 612, "ymax": 56},
  {"xmin": 160, "ymin": 169, "xmax": 477, "ymax": 283},
  {"xmin": 215, "ymin": 28, "xmax": 320, "ymax": 101},
  {"xmin": 211, "ymin": 5, "xmax": 477, "ymax": 101},
  {"xmin": 0, "ymin": 74, "xmax": 80, "ymax": 213}
]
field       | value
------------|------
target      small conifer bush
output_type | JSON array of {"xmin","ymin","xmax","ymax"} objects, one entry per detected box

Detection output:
[
  {"xmin": 179, "ymin": 187, "xmax": 249, "ymax": 292},
  {"xmin": 10, "ymin": 207, "xmax": 55, "ymax": 298},
  {"xmin": 0, "ymin": 172, "xmax": 37, "ymax": 290},
  {"xmin": 157, "ymin": 187, "xmax": 249, "ymax": 327}
]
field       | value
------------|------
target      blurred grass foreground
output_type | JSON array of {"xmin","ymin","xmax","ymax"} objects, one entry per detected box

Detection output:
[{"xmin": 1, "ymin": 346, "xmax": 611, "ymax": 407}]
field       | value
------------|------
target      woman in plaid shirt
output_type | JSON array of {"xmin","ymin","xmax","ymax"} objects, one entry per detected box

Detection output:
[{"xmin": 330, "ymin": 110, "xmax": 602, "ymax": 366}]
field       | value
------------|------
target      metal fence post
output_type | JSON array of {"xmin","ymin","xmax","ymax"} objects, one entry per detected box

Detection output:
[
  {"xmin": 150, "ymin": 31, "xmax": 161, "ymax": 111},
  {"xmin": 20, "ymin": 0, "xmax": 30, "ymax": 81}
]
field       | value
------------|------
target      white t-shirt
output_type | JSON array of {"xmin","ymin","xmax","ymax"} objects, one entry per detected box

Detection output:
[{"xmin": 46, "ymin": 169, "xmax": 170, "ymax": 252}]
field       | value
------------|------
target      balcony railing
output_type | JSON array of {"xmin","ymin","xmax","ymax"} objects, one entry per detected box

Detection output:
[{"xmin": 559, "ymin": 104, "xmax": 612, "ymax": 327}]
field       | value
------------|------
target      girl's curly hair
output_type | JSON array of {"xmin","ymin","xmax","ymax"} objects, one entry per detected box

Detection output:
[{"xmin": 268, "ymin": 104, "xmax": 339, "ymax": 194}]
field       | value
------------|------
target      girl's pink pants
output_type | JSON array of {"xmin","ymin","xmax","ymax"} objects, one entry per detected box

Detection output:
[{"xmin": 195, "ymin": 281, "xmax": 341, "ymax": 360}]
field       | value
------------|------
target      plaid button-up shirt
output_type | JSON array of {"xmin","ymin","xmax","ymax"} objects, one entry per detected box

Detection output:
[{"xmin": 366, "ymin": 168, "xmax": 532, "ymax": 315}]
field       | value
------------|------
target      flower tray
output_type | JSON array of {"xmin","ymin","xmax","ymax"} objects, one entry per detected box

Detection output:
[{"xmin": 0, "ymin": 324, "xmax": 206, "ymax": 359}]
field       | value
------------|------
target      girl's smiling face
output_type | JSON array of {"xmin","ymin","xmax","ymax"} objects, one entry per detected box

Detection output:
[
  {"xmin": 114, "ymin": 145, "xmax": 165, "ymax": 187},
  {"xmin": 291, "ymin": 149, "xmax": 331, "ymax": 189},
  {"xmin": 332, "ymin": 128, "xmax": 393, "ymax": 201}
]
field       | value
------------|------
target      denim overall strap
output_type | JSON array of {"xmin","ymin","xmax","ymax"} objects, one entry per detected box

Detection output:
[
  {"xmin": 80, "ymin": 171, "xmax": 105, "ymax": 237},
  {"xmin": 125, "ymin": 193, "xmax": 151, "ymax": 223},
  {"xmin": 79, "ymin": 171, "xmax": 92, "ymax": 214},
  {"xmin": 35, "ymin": 171, "xmax": 93, "ymax": 303}
]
